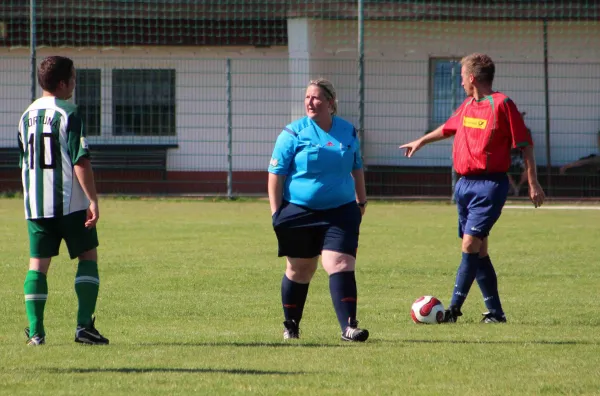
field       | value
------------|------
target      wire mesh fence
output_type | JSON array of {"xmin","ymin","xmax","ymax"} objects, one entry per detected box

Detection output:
[{"xmin": 1, "ymin": 1, "xmax": 599, "ymax": 198}]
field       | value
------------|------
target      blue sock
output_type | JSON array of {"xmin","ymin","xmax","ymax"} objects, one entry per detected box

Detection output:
[
  {"xmin": 476, "ymin": 256, "xmax": 504, "ymax": 315},
  {"xmin": 450, "ymin": 252, "xmax": 480, "ymax": 309},
  {"xmin": 281, "ymin": 275, "xmax": 309, "ymax": 323},
  {"xmin": 329, "ymin": 271, "xmax": 357, "ymax": 331}
]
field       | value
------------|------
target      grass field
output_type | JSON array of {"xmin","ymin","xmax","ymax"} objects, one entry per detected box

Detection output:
[{"xmin": 1, "ymin": 198, "xmax": 599, "ymax": 395}]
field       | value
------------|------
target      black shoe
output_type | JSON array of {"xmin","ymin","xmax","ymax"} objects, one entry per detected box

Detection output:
[
  {"xmin": 481, "ymin": 312, "xmax": 507, "ymax": 323},
  {"xmin": 75, "ymin": 317, "xmax": 109, "ymax": 345},
  {"xmin": 341, "ymin": 320, "xmax": 369, "ymax": 342},
  {"xmin": 283, "ymin": 319, "xmax": 300, "ymax": 340},
  {"xmin": 24, "ymin": 327, "xmax": 45, "ymax": 346},
  {"xmin": 442, "ymin": 306, "xmax": 463, "ymax": 323}
]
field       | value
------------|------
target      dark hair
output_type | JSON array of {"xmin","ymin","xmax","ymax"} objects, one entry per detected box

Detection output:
[
  {"xmin": 37, "ymin": 56, "xmax": 74, "ymax": 92},
  {"xmin": 461, "ymin": 53, "xmax": 495, "ymax": 85}
]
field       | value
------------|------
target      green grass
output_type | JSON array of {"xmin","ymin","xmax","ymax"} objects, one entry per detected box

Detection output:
[{"xmin": 1, "ymin": 198, "xmax": 599, "ymax": 395}]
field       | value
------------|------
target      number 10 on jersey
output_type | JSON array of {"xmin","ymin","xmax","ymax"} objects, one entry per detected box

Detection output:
[{"xmin": 27, "ymin": 132, "xmax": 57, "ymax": 169}]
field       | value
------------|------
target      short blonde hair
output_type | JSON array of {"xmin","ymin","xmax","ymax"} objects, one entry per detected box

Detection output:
[
  {"xmin": 461, "ymin": 53, "xmax": 495, "ymax": 85},
  {"xmin": 308, "ymin": 78, "xmax": 338, "ymax": 115}
]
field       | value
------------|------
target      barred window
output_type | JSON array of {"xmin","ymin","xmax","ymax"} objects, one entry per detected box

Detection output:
[
  {"xmin": 112, "ymin": 69, "xmax": 176, "ymax": 136},
  {"xmin": 75, "ymin": 69, "xmax": 101, "ymax": 137},
  {"xmin": 429, "ymin": 59, "xmax": 466, "ymax": 129}
]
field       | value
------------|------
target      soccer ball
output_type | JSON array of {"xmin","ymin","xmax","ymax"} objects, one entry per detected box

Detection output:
[{"xmin": 411, "ymin": 296, "xmax": 445, "ymax": 324}]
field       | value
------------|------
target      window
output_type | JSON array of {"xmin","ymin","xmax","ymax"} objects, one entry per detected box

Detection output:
[
  {"xmin": 112, "ymin": 69, "xmax": 176, "ymax": 136},
  {"xmin": 75, "ymin": 69, "xmax": 101, "ymax": 136},
  {"xmin": 429, "ymin": 59, "xmax": 466, "ymax": 129}
]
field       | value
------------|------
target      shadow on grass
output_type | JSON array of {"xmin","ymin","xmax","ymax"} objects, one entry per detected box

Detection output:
[
  {"xmin": 134, "ymin": 341, "xmax": 349, "ymax": 348},
  {"xmin": 396, "ymin": 339, "xmax": 598, "ymax": 345},
  {"xmin": 43, "ymin": 367, "xmax": 305, "ymax": 375}
]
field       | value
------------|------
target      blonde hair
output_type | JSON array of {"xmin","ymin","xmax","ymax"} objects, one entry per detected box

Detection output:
[
  {"xmin": 308, "ymin": 78, "xmax": 338, "ymax": 115},
  {"xmin": 460, "ymin": 53, "xmax": 495, "ymax": 85}
]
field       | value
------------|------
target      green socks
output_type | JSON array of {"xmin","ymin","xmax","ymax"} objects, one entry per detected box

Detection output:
[
  {"xmin": 25, "ymin": 261, "xmax": 100, "ymax": 337},
  {"xmin": 24, "ymin": 270, "xmax": 48, "ymax": 338},
  {"xmin": 74, "ymin": 260, "xmax": 100, "ymax": 327}
]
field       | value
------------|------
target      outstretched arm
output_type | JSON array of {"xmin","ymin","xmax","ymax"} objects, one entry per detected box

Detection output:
[
  {"xmin": 560, "ymin": 156, "xmax": 600, "ymax": 174},
  {"xmin": 399, "ymin": 124, "xmax": 450, "ymax": 158}
]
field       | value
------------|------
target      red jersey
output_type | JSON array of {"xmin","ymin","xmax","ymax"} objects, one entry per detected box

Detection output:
[{"xmin": 442, "ymin": 92, "xmax": 533, "ymax": 175}]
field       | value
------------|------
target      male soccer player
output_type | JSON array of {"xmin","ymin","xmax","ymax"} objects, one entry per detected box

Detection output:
[
  {"xmin": 400, "ymin": 53, "xmax": 545, "ymax": 323},
  {"xmin": 17, "ymin": 56, "xmax": 108, "ymax": 345}
]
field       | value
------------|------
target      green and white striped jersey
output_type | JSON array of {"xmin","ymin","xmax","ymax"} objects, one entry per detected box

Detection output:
[{"xmin": 17, "ymin": 96, "xmax": 91, "ymax": 219}]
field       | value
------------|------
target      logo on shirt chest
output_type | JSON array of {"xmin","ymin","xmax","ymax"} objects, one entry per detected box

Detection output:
[{"xmin": 463, "ymin": 117, "xmax": 487, "ymax": 129}]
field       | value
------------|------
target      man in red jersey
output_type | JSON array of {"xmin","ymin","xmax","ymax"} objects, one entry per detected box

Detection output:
[{"xmin": 400, "ymin": 53, "xmax": 545, "ymax": 323}]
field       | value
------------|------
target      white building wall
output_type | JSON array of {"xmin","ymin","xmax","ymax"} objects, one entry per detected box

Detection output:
[
  {"xmin": 0, "ymin": 47, "xmax": 290, "ymax": 171},
  {"xmin": 307, "ymin": 19, "xmax": 600, "ymax": 168},
  {"xmin": 0, "ymin": 19, "xmax": 598, "ymax": 170}
]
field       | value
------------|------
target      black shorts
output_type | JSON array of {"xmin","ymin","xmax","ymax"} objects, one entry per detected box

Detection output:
[{"xmin": 272, "ymin": 201, "xmax": 362, "ymax": 258}]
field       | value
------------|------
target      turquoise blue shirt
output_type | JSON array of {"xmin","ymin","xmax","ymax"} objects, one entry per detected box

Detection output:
[{"xmin": 268, "ymin": 116, "xmax": 363, "ymax": 210}]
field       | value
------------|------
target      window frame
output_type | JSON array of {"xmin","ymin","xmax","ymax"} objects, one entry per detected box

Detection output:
[
  {"xmin": 111, "ymin": 69, "xmax": 176, "ymax": 137},
  {"xmin": 74, "ymin": 68, "xmax": 102, "ymax": 137},
  {"xmin": 428, "ymin": 58, "xmax": 466, "ymax": 131}
]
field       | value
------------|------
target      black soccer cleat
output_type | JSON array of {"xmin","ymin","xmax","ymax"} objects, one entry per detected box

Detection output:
[
  {"xmin": 24, "ymin": 327, "xmax": 45, "ymax": 346},
  {"xmin": 442, "ymin": 306, "xmax": 463, "ymax": 323},
  {"xmin": 481, "ymin": 312, "xmax": 507, "ymax": 323},
  {"xmin": 75, "ymin": 317, "xmax": 109, "ymax": 345},
  {"xmin": 283, "ymin": 319, "xmax": 300, "ymax": 340},
  {"xmin": 341, "ymin": 320, "xmax": 369, "ymax": 342}
]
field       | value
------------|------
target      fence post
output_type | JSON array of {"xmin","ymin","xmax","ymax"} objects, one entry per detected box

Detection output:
[
  {"xmin": 357, "ymin": 0, "xmax": 365, "ymax": 164},
  {"xmin": 450, "ymin": 62, "xmax": 458, "ymax": 203},
  {"xmin": 543, "ymin": 19, "xmax": 552, "ymax": 197},
  {"xmin": 30, "ymin": 0, "xmax": 36, "ymax": 103},
  {"xmin": 226, "ymin": 58, "xmax": 233, "ymax": 199}
]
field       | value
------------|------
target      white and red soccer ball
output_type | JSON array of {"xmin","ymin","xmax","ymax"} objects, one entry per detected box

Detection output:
[{"xmin": 411, "ymin": 296, "xmax": 444, "ymax": 324}]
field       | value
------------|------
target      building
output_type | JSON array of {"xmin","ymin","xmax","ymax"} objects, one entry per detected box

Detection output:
[{"xmin": 1, "ymin": 1, "xmax": 599, "ymax": 196}]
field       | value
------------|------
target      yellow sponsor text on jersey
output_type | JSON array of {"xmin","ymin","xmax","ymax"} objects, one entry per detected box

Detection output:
[{"xmin": 463, "ymin": 117, "xmax": 487, "ymax": 129}]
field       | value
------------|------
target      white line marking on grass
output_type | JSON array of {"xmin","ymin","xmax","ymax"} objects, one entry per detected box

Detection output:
[{"xmin": 505, "ymin": 205, "xmax": 600, "ymax": 210}]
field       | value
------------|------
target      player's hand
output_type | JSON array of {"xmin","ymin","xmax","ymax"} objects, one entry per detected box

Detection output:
[
  {"xmin": 85, "ymin": 201, "xmax": 99, "ymax": 229},
  {"xmin": 528, "ymin": 180, "xmax": 545, "ymax": 208},
  {"xmin": 399, "ymin": 139, "xmax": 424, "ymax": 158},
  {"xmin": 358, "ymin": 206, "xmax": 366, "ymax": 217}
]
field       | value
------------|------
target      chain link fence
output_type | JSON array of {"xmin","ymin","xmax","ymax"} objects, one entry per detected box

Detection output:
[{"xmin": 1, "ymin": 1, "xmax": 598, "ymax": 198}]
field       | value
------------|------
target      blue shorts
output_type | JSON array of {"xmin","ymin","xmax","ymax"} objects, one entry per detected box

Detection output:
[
  {"xmin": 272, "ymin": 201, "xmax": 362, "ymax": 258},
  {"xmin": 455, "ymin": 173, "xmax": 510, "ymax": 239}
]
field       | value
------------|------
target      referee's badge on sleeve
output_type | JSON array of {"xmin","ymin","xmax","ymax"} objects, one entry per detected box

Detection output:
[
  {"xmin": 80, "ymin": 137, "xmax": 89, "ymax": 149},
  {"xmin": 270, "ymin": 158, "xmax": 278, "ymax": 167}
]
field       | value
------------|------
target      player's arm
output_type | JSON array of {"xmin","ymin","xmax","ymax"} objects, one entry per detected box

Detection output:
[
  {"xmin": 74, "ymin": 158, "xmax": 99, "ymax": 228},
  {"xmin": 399, "ymin": 124, "xmax": 448, "ymax": 158},
  {"xmin": 268, "ymin": 173, "xmax": 285, "ymax": 216},
  {"xmin": 17, "ymin": 128, "xmax": 24, "ymax": 168},
  {"xmin": 504, "ymin": 99, "xmax": 545, "ymax": 207},
  {"xmin": 352, "ymin": 168, "xmax": 367, "ymax": 215},
  {"xmin": 351, "ymin": 135, "xmax": 367, "ymax": 214},
  {"xmin": 268, "ymin": 130, "xmax": 296, "ymax": 216},
  {"xmin": 400, "ymin": 101, "xmax": 466, "ymax": 157},
  {"xmin": 560, "ymin": 156, "xmax": 600, "ymax": 173},
  {"xmin": 68, "ymin": 112, "xmax": 99, "ymax": 227}
]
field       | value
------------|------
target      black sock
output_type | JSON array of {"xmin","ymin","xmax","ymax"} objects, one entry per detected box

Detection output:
[
  {"xmin": 281, "ymin": 275, "xmax": 309, "ymax": 323},
  {"xmin": 329, "ymin": 271, "xmax": 357, "ymax": 331}
]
